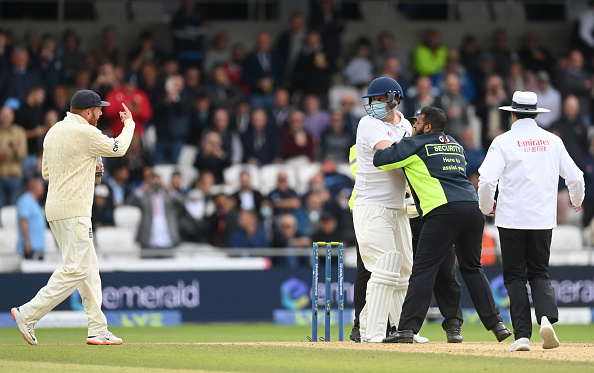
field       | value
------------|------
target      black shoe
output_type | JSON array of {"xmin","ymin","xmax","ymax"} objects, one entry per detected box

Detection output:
[
  {"xmin": 386, "ymin": 325, "xmax": 396, "ymax": 337},
  {"xmin": 382, "ymin": 329, "xmax": 414, "ymax": 343},
  {"xmin": 491, "ymin": 322, "xmax": 512, "ymax": 342},
  {"xmin": 350, "ymin": 325, "xmax": 360, "ymax": 343},
  {"xmin": 443, "ymin": 320, "xmax": 463, "ymax": 343}
]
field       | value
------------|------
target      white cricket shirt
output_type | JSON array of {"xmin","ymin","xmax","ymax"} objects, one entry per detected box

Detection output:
[
  {"xmin": 354, "ymin": 111, "xmax": 412, "ymax": 209},
  {"xmin": 478, "ymin": 118, "xmax": 585, "ymax": 229}
]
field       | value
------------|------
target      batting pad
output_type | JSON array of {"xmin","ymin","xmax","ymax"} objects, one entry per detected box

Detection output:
[
  {"xmin": 360, "ymin": 251, "xmax": 402, "ymax": 343},
  {"xmin": 388, "ymin": 288, "xmax": 407, "ymax": 329}
]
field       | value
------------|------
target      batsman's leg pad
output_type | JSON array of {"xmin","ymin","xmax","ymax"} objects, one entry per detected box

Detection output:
[
  {"xmin": 388, "ymin": 283, "xmax": 408, "ymax": 330},
  {"xmin": 360, "ymin": 251, "xmax": 402, "ymax": 343}
]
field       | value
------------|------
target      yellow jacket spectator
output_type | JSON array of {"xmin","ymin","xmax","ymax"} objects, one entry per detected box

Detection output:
[{"xmin": 412, "ymin": 28, "xmax": 448, "ymax": 77}]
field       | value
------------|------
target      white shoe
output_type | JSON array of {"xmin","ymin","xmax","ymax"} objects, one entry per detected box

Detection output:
[
  {"xmin": 510, "ymin": 337, "xmax": 531, "ymax": 351},
  {"xmin": 413, "ymin": 333, "xmax": 429, "ymax": 344},
  {"xmin": 540, "ymin": 316, "xmax": 560, "ymax": 349},
  {"xmin": 363, "ymin": 335, "xmax": 384, "ymax": 343},
  {"xmin": 11, "ymin": 307, "xmax": 37, "ymax": 345},
  {"xmin": 86, "ymin": 331, "xmax": 123, "ymax": 345}
]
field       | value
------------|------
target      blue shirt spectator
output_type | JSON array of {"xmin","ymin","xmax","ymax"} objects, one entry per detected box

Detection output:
[
  {"xmin": 242, "ymin": 108, "xmax": 281, "ymax": 166},
  {"xmin": 229, "ymin": 210, "xmax": 269, "ymax": 248},
  {"xmin": 16, "ymin": 178, "xmax": 46, "ymax": 259},
  {"xmin": 268, "ymin": 171, "xmax": 301, "ymax": 215}
]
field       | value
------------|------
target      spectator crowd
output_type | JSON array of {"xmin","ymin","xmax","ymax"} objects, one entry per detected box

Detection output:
[{"xmin": 1, "ymin": 0, "xmax": 594, "ymax": 267}]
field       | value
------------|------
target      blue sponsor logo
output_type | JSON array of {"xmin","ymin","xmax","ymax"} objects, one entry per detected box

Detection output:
[
  {"xmin": 490, "ymin": 274, "xmax": 510, "ymax": 309},
  {"xmin": 70, "ymin": 290, "xmax": 84, "ymax": 311},
  {"xmin": 104, "ymin": 311, "xmax": 182, "ymax": 327},
  {"xmin": 280, "ymin": 277, "xmax": 310, "ymax": 310}
]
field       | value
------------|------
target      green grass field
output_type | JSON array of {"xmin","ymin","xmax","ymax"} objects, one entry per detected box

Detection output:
[{"xmin": 1, "ymin": 323, "xmax": 593, "ymax": 373}]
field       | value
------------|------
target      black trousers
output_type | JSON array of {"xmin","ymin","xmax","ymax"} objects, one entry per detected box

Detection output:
[
  {"xmin": 352, "ymin": 217, "xmax": 463, "ymax": 329},
  {"xmin": 398, "ymin": 202, "xmax": 502, "ymax": 333},
  {"xmin": 352, "ymin": 242, "xmax": 370, "ymax": 328},
  {"xmin": 410, "ymin": 216, "xmax": 463, "ymax": 328},
  {"xmin": 498, "ymin": 227, "xmax": 558, "ymax": 340}
]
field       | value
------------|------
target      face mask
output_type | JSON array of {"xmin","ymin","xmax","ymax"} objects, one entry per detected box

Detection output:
[
  {"xmin": 309, "ymin": 210, "xmax": 320, "ymax": 222},
  {"xmin": 370, "ymin": 101, "xmax": 391, "ymax": 120},
  {"xmin": 260, "ymin": 206, "xmax": 272, "ymax": 218},
  {"xmin": 151, "ymin": 183, "xmax": 161, "ymax": 191}
]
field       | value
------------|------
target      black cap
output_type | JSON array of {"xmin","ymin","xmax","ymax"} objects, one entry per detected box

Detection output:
[{"xmin": 70, "ymin": 89, "xmax": 110, "ymax": 110}]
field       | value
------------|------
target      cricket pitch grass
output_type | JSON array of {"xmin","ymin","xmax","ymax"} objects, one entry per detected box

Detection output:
[{"xmin": 1, "ymin": 323, "xmax": 593, "ymax": 372}]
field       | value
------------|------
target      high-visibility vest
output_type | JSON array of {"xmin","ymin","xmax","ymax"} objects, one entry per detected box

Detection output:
[{"xmin": 348, "ymin": 144, "xmax": 357, "ymax": 210}]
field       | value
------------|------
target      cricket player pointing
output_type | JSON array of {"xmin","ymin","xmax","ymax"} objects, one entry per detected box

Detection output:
[
  {"xmin": 11, "ymin": 89, "xmax": 135, "ymax": 345},
  {"xmin": 353, "ymin": 77, "xmax": 423, "ymax": 343}
]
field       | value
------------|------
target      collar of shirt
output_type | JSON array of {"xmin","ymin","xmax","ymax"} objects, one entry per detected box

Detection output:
[
  {"xmin": 511, "ymin": 118, "xmax": 537, "ymax": 130},
  {"xmin": 383, "ymin": 110, "xmax": 408, "ymax": 131},
  {"xmin": 66, "ymin": 111, "xmax": 91, "ymax": 125}
]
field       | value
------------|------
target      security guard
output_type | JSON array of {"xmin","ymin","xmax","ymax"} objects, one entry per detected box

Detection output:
[
  {"xmin": 406, "ymin": 109, "xmax": 464, "ymax": 343},
  {"xmin": 374, "ymin": 106, "xmax": 511, "ymax": 344}
]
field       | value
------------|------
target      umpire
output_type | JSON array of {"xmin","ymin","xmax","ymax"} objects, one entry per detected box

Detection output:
[
  {"xmin": 478, "ymin": 91, "xmax": 585, "ymax": 352},
  {"xmin": 374, "ymin": 106, "xmax": 511, "ymax": 344}
]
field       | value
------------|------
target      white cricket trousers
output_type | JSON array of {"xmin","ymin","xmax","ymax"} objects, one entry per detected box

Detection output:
[
  {"xmin": 20, "ymin": 217, "xmax": 108, "ymax": 336},
  {"xmin": 352, "ymin": 204, "xmax": 413, "ymax": 280}
]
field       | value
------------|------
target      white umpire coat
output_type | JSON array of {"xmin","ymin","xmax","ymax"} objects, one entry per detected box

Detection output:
[{"xmin": 477, "ymin": 118, "xmax": 585, "ymax": 230}]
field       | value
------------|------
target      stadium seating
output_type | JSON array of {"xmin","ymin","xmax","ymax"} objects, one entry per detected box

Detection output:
[
  {"xmin": 223, "ymin": 163, "xmax": 261, "ymax": 192},
  {"xmin": 550, "ymin": 225, "xmax": 588, "ymax": 265},
  {"xmin": 0, "ymin": 226, "xmax": 20, "ymax": 272},
  {"xmin": 492, "ymin": 1, "xmax": 526, "ymax": 22},
  {"xmin": 130, "ymin": 0, "xmax": 165, "ymax": 22},
  {"xmin": 360, "ymin": 0, "xmax": 396, "ymax": 22},
  {"xmin": 457, "ymin": 1, "xmax": 491, "ymax": 22},
  {"xmin": 293, "ymin": 162, "xmax": 321, "ymax": 195},
  {"xmin": 551, "ymin": 225, "xmax": 584, "ymax": 251},
  {"xmin": 258, "ymin": 163, "xmax": 299, "ymax": 195},
  {"xmin": 178, "ymin": 145, "xmax": 199, "ymax": 167},
  {"xmin": 177, "ymin": 164, "xmax": 199, "ymax": 190},
  {"xmin": 114, "ymin": 205, "xmax": 142, "ymax": 232},
  {"xmin": 94, "ymin": 0, "xmax": 126, "ymax": 21},
  {"xmin": 0, "ymin": 206, "xmax": 17, "ymax": 229},
  {"xmin": 337, "ymin": 163, "xmax": 354, "ymax": 180},
  {"xmin": 328, "ymin": 85, "xmax": 367, "ymax": 118},
  {"xmin": 95, "ymin": 226, "xmax": 141, "ymax": 260}
]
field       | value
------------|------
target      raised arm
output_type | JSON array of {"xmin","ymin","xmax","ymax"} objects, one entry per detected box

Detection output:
[{"xmin": 88, "ymin": 103, "xmax": 136, "ymax": 158}]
